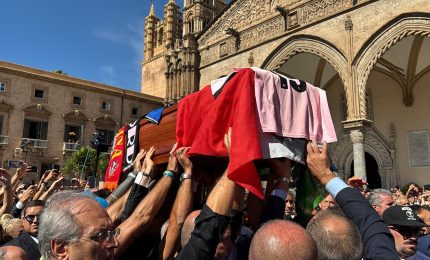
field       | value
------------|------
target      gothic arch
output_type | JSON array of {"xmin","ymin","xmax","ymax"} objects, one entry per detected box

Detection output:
[
  {"xmin": 354, "ymin": 13, "xmax": 430, "ymax": 118},
  {"xmin": 262, "ymin": 35, "xmax": 348, "ymax": 89},
  {"xmin": 330, "ymin": 125, "xmax": 397, "ymax": 188}
]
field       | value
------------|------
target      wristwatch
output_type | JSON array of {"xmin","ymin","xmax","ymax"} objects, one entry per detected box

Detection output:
[
  {"xmin": 274, "ymin": 177, "xmax": 291, "ymax": 186},
  {"xmin": 180, "ymin": 173, "xmax": 192, "ymax": 182}
]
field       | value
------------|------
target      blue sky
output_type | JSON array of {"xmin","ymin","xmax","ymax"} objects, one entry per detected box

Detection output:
[{"xmin": 1, "ymin": 1, "xmax": 181, "ymax": 93}]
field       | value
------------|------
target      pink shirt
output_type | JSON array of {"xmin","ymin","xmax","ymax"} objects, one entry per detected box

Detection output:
[{"xmin": 248, "ymin": 67, "xmax": 337, "ymax": 143}]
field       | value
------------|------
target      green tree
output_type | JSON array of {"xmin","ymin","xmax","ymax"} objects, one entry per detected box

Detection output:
[{"xmin": 62, "ymin": 146, "xmax": 109, "ymax": 180}]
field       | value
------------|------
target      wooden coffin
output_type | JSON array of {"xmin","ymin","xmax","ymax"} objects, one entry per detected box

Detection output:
[
  {"xmin": 138, "ymin": 104, "xmax": 178, "ymax": 164},
  {"xmin": 138, "ymin": 104, "xmax": 228, "ymax": 175}
]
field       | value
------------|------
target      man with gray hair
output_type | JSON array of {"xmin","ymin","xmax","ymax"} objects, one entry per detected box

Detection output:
[
  {"xmin": 38, "ymin": 191, "xmax": 119, "ymax": 259},
  {"xmin": 367, "ymin": 188, "xmax": 395, "ymax": 217}
]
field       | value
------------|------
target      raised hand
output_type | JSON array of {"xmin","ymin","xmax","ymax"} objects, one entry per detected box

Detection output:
[
  {"xmin": 132, "ymin": 149, "xmax": 147, "ymax": 173},
  {"xmin": 144, "ymin": 146, "xmax": 156, "ymax": 174},
  {"xmin": 16, "ymin": 162, "xmax": 28, "ymax": 178},
  {"xmin": 347, "ymin": 176, "xmax": 368, "ymax": 190},
  {"xmin": 44, "ymin": 169, "xmax": 60, "ymax": 182},
  {"xmin": 167, "ymin": 143, "xmax": 178, "ymax": 173},
  {"xmin": 50, "ymin": 175, "xmax": 65, "ymax": 191},
  {"xmin": 176, "ymin": 147, "xmax": 192, "ymax": 174},
  {"xmin": 20, "ymin": 185, "xmax": 36, "ymax": 204},
  {"xmin": 306, "ymin": 140, "xmax": 334, "ymax": 186},
  {"xmin": 0, "ymin": 169, "xmax": 11, "ymax": 188}
]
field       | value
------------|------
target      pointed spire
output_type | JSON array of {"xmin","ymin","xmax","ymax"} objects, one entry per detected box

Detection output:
[
  {"xmin": 168, "ymin": 0, "xmax": 176, "ymax": 4},
  {"xmin": 149, "ymin": 0, "xmax": 155, "ymax": 16}
]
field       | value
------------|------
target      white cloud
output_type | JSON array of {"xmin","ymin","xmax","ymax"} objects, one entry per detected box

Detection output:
[
  {"xmin": 100, "ymin": 65, "xmax": 117, "ymax": 86},
  {"xmin": 93, "ymin": 19, "xmax": 144, "ymax": 58}
]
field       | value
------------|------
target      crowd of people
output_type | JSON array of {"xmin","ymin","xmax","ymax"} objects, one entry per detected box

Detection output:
[{"xmin": 0, "ymin": 130, "xmax": 429, "ymax": 259}]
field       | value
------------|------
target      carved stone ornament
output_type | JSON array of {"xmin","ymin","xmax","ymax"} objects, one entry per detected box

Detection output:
[
  {"xmin": 93, "ymin": 114, "xmax": 118, "ymax": 125},
  {"xmin": 300, "ymin": 0, "xmax": 352, "ymax": 25},
  {"xmin": 199, "ymin": 0, "xmax": 274, "ymax": 46},
  {"xmin": 0, "ymin": 99, "xmax": 13, "ymax": 112},
  {"xmin": 22, "ymin": 104, "xmax": 52, "ymax": 117},
  {"xmin": 345, "ymin": 15, "xmax": 353, "ymax": 31},
  {"xmin": 350, "ymin": 130, "xmax": 364, "ymax": 144},
  {"xmin": 62, "ymin": 110, "xmax": 89, "ymax": 123}
]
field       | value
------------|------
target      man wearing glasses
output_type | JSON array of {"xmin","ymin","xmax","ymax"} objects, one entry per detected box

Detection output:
[
  {"xmin": 38, "ymin": 191, "xmax": 119, "ymax": 260},
  {"xmin": 5, "ymin": 200, "xmax": 45, "ymax": 260},
  {"xmin": 383, "ymin": 205, "xmax": 427, "ymax": 259}
]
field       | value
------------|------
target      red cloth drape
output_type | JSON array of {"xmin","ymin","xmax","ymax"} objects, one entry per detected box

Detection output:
[{"xmin": 176, "ymin": 69, "xmax": 264, "ymax": 199}]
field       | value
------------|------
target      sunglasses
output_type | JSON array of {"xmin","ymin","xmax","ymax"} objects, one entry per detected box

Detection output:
[
  {"xmin": 24, "ymin": 214, "xmax": 40, "ymax": 224},
  {"xmin": 88, "ymin": 228, "xmax": 120, "ymax": 244},
  {"xmin": 392, "ymin": 225, "xmax": 425, "ymax": 238}
]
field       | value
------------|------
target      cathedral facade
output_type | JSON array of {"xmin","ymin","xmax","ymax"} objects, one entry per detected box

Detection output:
[{"xmin": 142, "ymin": 0, "xmax": 430, "ymax": 189}]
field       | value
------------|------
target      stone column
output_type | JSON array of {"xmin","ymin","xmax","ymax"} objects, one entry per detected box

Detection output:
[
  {"xmin": 181, "ymin": 68, "xmax": 186, "ymax": 96},
  {"xmin": 164, "ymin": 72, "xmax": 170, "ymax": 101},
  {"xmin": 350, "ymin": 129, "xmax": 366, "ymax": 179},
  {"xmin": 172, "ymin": 69, "xmax": 177, "ymax": 100}
]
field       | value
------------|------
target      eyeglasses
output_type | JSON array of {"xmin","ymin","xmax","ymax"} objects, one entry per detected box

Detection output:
[
  {"xmin": 392, "ymin": 226, "xmax": 425, "ymax": 238},
  {"xmin": 89, "ymin": 228, "xmax": 120, "ymax": 244},
  {"xmin": 24, "ymin": 214, "xmax": 40, "ymax": 224}
]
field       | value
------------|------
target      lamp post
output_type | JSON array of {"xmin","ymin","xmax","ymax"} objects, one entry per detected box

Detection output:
[{"xmin": 89, "ymin": 130, "xmax": 109, "ymax": 188}]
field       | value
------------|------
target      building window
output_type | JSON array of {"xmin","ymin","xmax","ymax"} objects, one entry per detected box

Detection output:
[
  {"xmin": 34, "ymin": 89, "xmax": 45, "ymax": 99},
  {"xmin": 64, "ymin": 125, "xmax": 82, "ymax": 143},
  {"xmin": 0, "ymin": 115, "xmax": 3, "ymax": 135},
  {"xmin": 96, "ymin": 129, "xmax": 115, "ymax": 145},
  {"xmin": 131, "ymin": 107, "xmax": 139, "ymax": 117},
  {"xmin": 73, "ymin": 96, "xmax": 82, "ymax": 106},
  {"xmin": 23, "ymin": 119, "xmax": 48, "ymax": 140},
  {"xmin": 102, "ymin": 101, "xmax": 111, "ymax": 111},
  {"xmin": 0, "ymin": 82, "xmax": 6, "ymax": 93}
]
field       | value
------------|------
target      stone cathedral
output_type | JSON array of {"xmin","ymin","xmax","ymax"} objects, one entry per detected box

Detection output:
[{"xmin": 141, "ymin": 0, "xmax": 430, "ymax": 190}]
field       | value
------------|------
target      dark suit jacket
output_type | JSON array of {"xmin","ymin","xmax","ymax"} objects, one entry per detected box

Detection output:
[
  {"xmin": 336, "ymin": 187, "xmax": 398, "ymax": 260},
  {"xmin": 5, "ymin": 231, "xmax": 41, "ymax": 260}
]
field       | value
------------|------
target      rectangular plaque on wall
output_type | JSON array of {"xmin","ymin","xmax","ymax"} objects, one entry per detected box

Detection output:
[{"xmin": 408, "ymin": 130, "xmax": 430, "ymax": 167}]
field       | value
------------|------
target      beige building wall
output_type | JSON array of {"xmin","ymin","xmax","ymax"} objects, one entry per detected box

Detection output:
[
  {"xmin": 0, "ymin": 61, "xmax": 163, "ymax": 179},
  {"xmin": 141, "ymin": 56, "xmax": 167, "ymax": 98},
  {"xmin": 369, "ymin": 70, "xmax": 430, "ymax": 186}
]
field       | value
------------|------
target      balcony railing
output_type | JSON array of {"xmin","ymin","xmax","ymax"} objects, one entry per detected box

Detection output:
[
  {"xmin": 62, "ymin": 142, "xmax": 81, "ymax": 153},
  {"xmin": 21, "ymin": 138, "xmax": 48, "ymax": 149},
  {"xmin": 0, "ymin": 135, "xmax": 9, "ymax": 145}
]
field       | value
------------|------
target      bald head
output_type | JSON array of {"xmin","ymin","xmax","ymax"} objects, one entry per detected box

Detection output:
[
  {"xmin": 306, "ymin": 208, "xmax": 362, "ymax": 260},
  {"xmin": 249, "ymin": 220, "xmax": 318, "ymax": 260},
  {"xmin": 0, "ymin": 246, "xmax": 27, "ymax": 260},
  {"xmin": 181, "ymin": 210, "xmax": 201, "ymax": 248}
]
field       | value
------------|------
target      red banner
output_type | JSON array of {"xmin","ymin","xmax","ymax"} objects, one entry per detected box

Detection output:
[{"xmin": 104, "ymin": 126, "xmax": 126, "ymax": 191}]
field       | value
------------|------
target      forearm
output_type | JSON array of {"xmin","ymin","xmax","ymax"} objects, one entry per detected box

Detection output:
[
  {"xmin": 38, "ymin": 187, "xmax": 56, "ymax": 201},
  {"xmin": 119, "ymin": 174, "xmax": 152, "ymax": 222},
  {"xmin": 116, "ymin": 176, "xmax": 173, "ymax": 257},
  {"xmin": 11, "ymin": 173, "xmax": 20, "ymax": 192},
  {"xmin": 206, "ymin": 171, "xmax": 238, "ymax": 216},
  {"xmin": 106, "ymin": 172, "xmax": 137, "ymax": 206},
  {"xmin": 33, "ymin": 183, "xmax": 46, "ymax": 200},
  {"xmin": 0, "ymin": 186, "xmax": 12, "ymax": 215},
  {"xmin": 162, "ymin": 179, "xmax": 193, "ymax": 260},
  {"xmin": 108, "ymin": 188, "xmax": 131, "ymax": 223}
]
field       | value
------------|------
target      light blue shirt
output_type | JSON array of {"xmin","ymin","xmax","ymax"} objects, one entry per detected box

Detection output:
[{"xmin": 325, "ymin": 177, "xmax": 348, "ymax": 198}]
